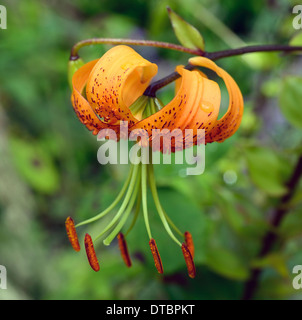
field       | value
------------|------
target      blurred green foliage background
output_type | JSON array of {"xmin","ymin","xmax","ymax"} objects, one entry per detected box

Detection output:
[{"xmin": 0, "ymin": 0, "xmax": 302, "ymax": 300}]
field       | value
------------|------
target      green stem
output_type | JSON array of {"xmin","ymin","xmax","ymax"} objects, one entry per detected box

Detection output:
[
  {"xmin": 75, "ymin": 165, "xmax": 134, "ymax": 227},
  {"xmin": 147, "ymin": 163, "xmax": 182, "ymax": 247}
]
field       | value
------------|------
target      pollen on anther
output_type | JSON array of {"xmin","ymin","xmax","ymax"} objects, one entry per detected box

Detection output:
[
  {"xmin": 181, "ymin": 243, "xmax": 196, "ymax": 279},
  {"xmin": 184, "ymin": 231, "xmax": 195, "ymax": 259},
  {"xmin": 65, "ymin": 216, "xmax": 80, "ymax": 252},
  {"xmin": 149, "ymin": 238, "xmax": 164, "ymax": 274},
  {"xmin": 117, "ymin": 233, "xmax": 132, "ymax": 267},
  {"xmin": 84, "ymin": 233, "xmax": 100, "ymax": 272}
]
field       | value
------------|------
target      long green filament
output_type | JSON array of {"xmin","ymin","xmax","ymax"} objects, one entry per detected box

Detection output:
[
  {"xmin": 162, "ymin": 208, "xmax": 184, "ymax": 238},
  {"xmin": 75, "ymin": 165, "xmax": 134, "ymax": 228},
  {"xmin": 94, "ymin": 163, "xmax": 140, "ymax": 241},
  {"xmin": 124, "ymin": 192, "xmax": 141, "ymax": 237},
  {"xmin": 103, "ymin": 174, "xmax": 141, "ymax": 245},
  {"xmin": 141, "ymin": 163, "xmax": 152, "ymax": 239},
  {"xmin": 74, "ymin": 146, "xmax": 184, "ymax": 250},
  {"xmin": 147, "ymin": 162, "xmax": 182, "ymax": 247}
]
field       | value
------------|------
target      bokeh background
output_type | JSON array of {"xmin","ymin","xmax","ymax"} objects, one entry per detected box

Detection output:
[{"xmin": 0, "ymin": 0, "xmax": 302, "ymax": 300}]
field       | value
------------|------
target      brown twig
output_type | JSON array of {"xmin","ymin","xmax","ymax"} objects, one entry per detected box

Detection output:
[
  {"xmin": 143, "ymin": 64, "xmax": 195, "ymax": 97},
  {"xmin": 69, "ymin": 38, "xmax": 204, "ymax": 60},
  {"xmin": 144, "ymin": 44, "xmax": 302, "ymax": 96},
  {"xmin": 70, "ymin": 38, "xmax": 302, "ymax": 97},
  {"xmin": 242, "ymin": 155, "xmax": 302, "ymax": 300},
  {"xmin": 204, "ymin": 44, "xmax": 302, "ymax": 60}
]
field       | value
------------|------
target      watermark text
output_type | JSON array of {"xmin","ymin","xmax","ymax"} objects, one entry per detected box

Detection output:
[
  {"xmin": 0, "ymin": 5, "xmax": 7, "ymax": 29},
  {"xmin": 292, "ymin": 265, "xmax": 302, "ymax": 290},
  {"xmin": 96, "ymin": 122, "xmax": 205, "ymax": 176},
  {"xmin": 0, "ymin": 265, "xmax": 7, "ymax": 289},
  {"xmin": 293, "ymin": 5, "xmax": 302, "ymax": 30}
]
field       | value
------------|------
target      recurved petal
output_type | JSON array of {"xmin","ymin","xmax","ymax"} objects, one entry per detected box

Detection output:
[
  {"xmin": 130, "ymin": 66, "xmax": 220, "ymax": 152},
  {"xmin": 71, "ymin": 59, "xmax": 119, "ymax": 136},
  {"xmin": 189, "ymin": 56, "xmax": 244, "ymax": 143},
  {"xmin": 172, "ymin": 66, "xmax": 221, "ymax": 150},
  {"xmin": 130, "ymin": 67, "xmax": 203, "ymax": 151},
  {"xmin": 85, "ymin": 45, "xmax": 158, "ymax": 125}
]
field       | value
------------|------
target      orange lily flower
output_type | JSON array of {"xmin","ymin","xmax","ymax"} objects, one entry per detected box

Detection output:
[{"xmin": 66, "ymin": 45, "xmax": 243, "ymax": 278}]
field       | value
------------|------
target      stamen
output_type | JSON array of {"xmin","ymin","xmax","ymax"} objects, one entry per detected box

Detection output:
[
  {"xmin": 65, "ymin": 216, "xmax": 80, "ymax": 252},
  {"xmin": 184, "ymin": 231, "xmax": 195, "ymax": 258},
  {"xmin": 124, "ymin": 193, "xmax": 141, "ymax": 236},
  {"xmin": 142, "ymin": 163, "xmax": 152, "ymax": 239},
  {"xmin": 117, "ymin": 233, "xmax": 132, "ymax": 267},
  {"xmin": 103, "ymin": 177, "xmax": 140, "ymax": 245},
  {"xmin": 163, "ymin": 209, "xmax": 183, "ymax": 238},
  {"xmin": 147, "ymin": 163, "xmax": 182, "ymax": 247},
  {"xmin": 181, "ymin": 243, "xmax": 196, "ymax": 278},
  {"xmin": 94, "ymin": 163, "xmax": 140, "ymax": 242},
  {"xmin": 149, "ymin": 238, "xmax": 164, "ymax": 274},
  {"xmin": 84, "ymin": 233, "xmax": 100, "ymax": 271},
  {"xmin": 75, "ymin": 164, "xmax": 134, "ymax": 228}
]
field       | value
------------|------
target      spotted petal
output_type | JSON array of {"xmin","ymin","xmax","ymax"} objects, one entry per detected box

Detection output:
[
  {"xmin": 85, "ymin": 45, "xmax": 158, "ymax": 126},
  {"xmin": 71, "ymin": 59, "xmax": 110, "ymax": 135},
  {"xmin": 130, "ymin": 66, "xmax": 220, "ymax": 151},
  {"xmin": 71, "ymin": 59, "xmax": 125, "ymax": 137},
  {"xmin": 189, "ymin": 56, "xmax": 244, "ymax": 143}
]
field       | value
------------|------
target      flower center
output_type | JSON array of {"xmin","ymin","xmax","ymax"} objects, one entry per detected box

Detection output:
[
  {"xmin": 65, "ymin": 151, "xmax": 196, "ymax": 278},
  {"xmin": 129, "ymin": 95, "xmax": 163, "ymax": 120}
]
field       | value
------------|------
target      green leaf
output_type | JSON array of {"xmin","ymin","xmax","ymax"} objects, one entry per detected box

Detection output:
[
  {"xmin": 9, "ymin": 137, "xmax": 60, "ymax": 194},
  {"xmin": 216, "ymin": 189, "xmax": 246, "ymax": 234},
  {"xmin": 167, "ymin": 7, "xmax": 204, "ymax": 51},
  {"xmin": 243, "ymin": 52, "xmax": 280, "ymax": 70},
  {"xmin": 261, "ymin": 79, "xmax": 281, "ymax": 98},
  {"xmin": 252, "ymin": 253, "xmax": 289, "ymax": 278},
  {"xmin": 256, "ymin": 276, "xmax": 297, "ymax": 299},
  {"xmin": 245, "ymin": 146, "xmax": 288, "ymax": 197},
  {"xmin": 279, "ymin": 76, "xmax": 302, "ymax": 129},
  {"xmin": 204, "ymin": 247, "xmax": 249, "ymax": 280},
  {"xmin": 290, "ymin": 32, "xmax": 302, "ymax": 47},
  {"xmin": 280, "ymin": 206, "xmax": 302, "ymax": 238}
]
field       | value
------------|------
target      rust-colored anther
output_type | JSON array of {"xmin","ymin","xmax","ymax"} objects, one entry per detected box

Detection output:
[
  {"xmin": 117, "ymin": 233, "xmax": 132, "ymax": 267},
  {"xmin": 84, "ymin": 233, "xmax": 100, "ymax": 271},
  {"xmin": 149, "ymin": 238, "xmax": 164, "ymax": 274},
  {"xmin": 184, "ymin": 231, "xmax": 195, "ymax": 259},
  {"xmin": 65, "ymin": 216, "xmax": 80, "ymax": 252},
  {"xmin": 181, "ymin": 243, "xmax": 196, "ymax": 279}
]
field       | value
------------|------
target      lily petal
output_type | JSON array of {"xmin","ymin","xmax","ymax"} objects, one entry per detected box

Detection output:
[
  {"xmin": 71, "ymin": 59, "xmax": 120, "ymax": 136},
  {"xmin": 189, "ymin": 56, "xmax": 244, "ymax": 143},
  {"xmin": 130, "ymin": 66, "xmax": 220, "ymax": 151},
  {"xmin": 130, "ymin": 68, "xmax": 200, "ymax": 132},
  {"xmin": 85, "ymin": 45, "xmax": 158, "ymax": 125},
  {"xmin": 173, "ymin": 66, "xmax": 221, "ymax": 149}
]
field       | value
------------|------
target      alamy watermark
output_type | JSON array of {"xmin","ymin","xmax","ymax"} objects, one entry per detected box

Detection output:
[
  {"xmin": 292, "ymin": 265, "xmax": 302, "ymax": 290},
  {"xmin": 0, "ymin": 5, "xmax": 7, "ymax": 29},
  {"xmin": 0, "ymin": 265, "xmax": 7, "ymax": 289},
  {"xmin": 96, "ymin": 121, "xmax": 205, "ymax": 176},
  {"xmin": 293, "ymin": 5, "xmax": 302, "ymax": 30}
]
